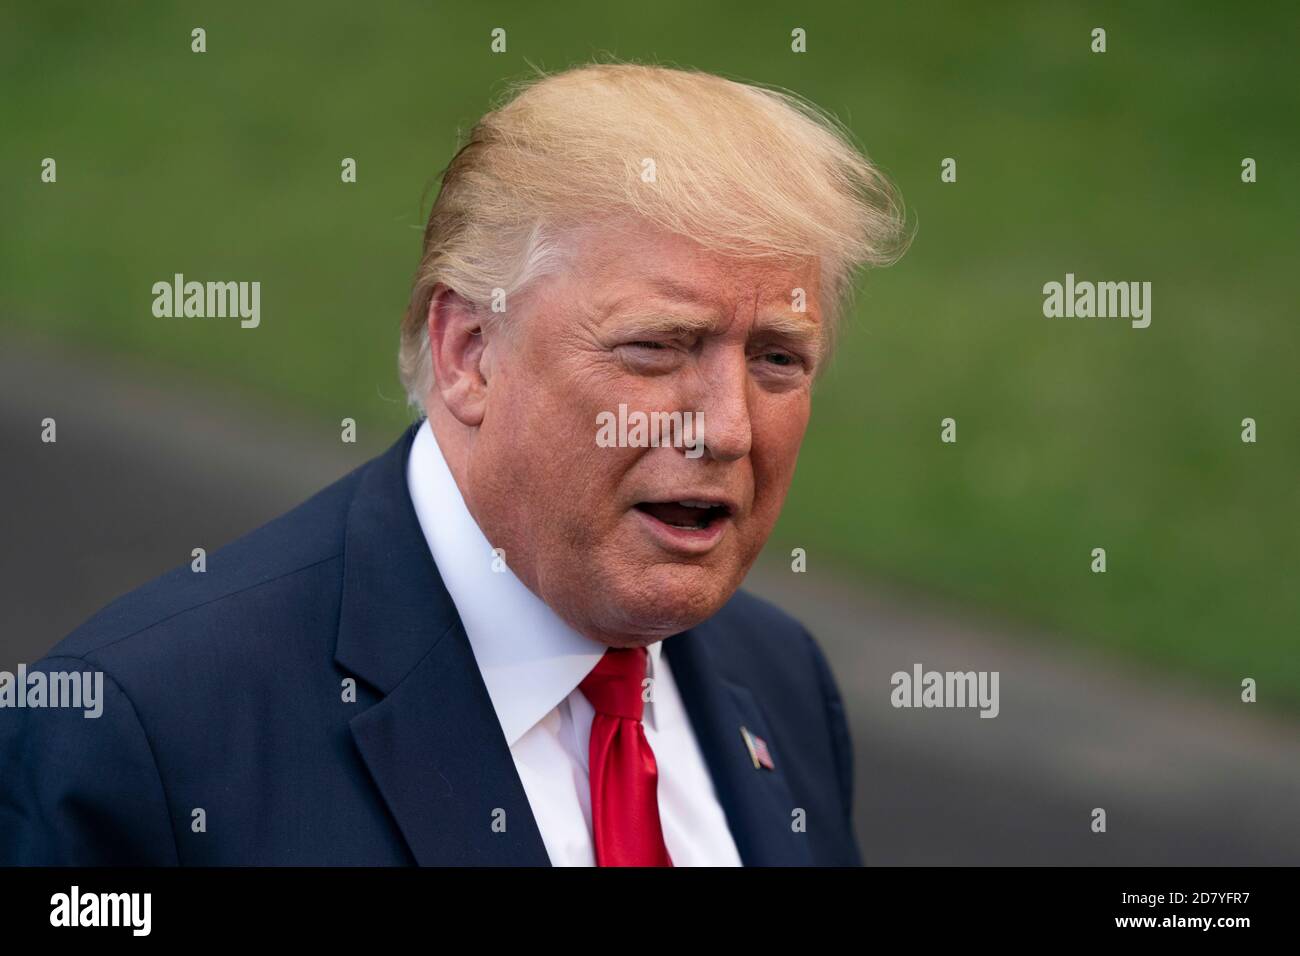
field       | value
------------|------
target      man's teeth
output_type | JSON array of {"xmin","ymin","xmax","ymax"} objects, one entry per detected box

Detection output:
[{"xmin": 678, "ymin": 500, "xmax": 714, "ymax": 509}]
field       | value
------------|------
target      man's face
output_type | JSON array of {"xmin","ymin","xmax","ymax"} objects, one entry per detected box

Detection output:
[{"xmin": 463, "ymin": 221, "xmax": 823, "ymax": 645}]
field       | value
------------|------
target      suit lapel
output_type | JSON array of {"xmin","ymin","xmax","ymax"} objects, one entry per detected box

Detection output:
[
  {"xmin": 335, "ymin": 425, "xmax": 550, "ymax": 866},
  {"xmin": 665, "ymin": 626, "xmax": 814, "ymax": 866}
]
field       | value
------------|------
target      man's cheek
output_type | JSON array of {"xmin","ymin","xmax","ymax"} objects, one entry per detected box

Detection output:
[
  {"xmin": 759, "ymin": 414, "xmax": 809, "ymax": 478},
  {"xmin": 750, "ymin": 456, "xmax": 798, "ymax": 530}
]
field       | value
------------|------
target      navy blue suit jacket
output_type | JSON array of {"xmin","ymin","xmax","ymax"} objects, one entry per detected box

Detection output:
[{"xmin": 0, "ymin": 425, "xmax": 861, "ymax": 866}]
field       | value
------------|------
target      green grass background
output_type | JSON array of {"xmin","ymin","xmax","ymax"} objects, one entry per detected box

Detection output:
[{"xmin": 2, "ymin": 2, "xmax": 1296, "ymax": 705}]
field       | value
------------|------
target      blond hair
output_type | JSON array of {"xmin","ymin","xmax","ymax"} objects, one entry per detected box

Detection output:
[{"xmin": 400, "ymin": 62, "xmax": 906, "ymax": 407}]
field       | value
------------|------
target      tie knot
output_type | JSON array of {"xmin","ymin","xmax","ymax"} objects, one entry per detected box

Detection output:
[{"xmin": 579, "ymin": 647, "xmax": 649, "ymax": 721}]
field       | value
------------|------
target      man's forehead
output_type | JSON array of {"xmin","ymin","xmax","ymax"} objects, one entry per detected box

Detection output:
[
  {"xmin": 573, "ymin": 222, "xmax": 818, "ymax": 295},
  {"xmin": 586, "ymin": 257, "xmax": 821, "ymax": 318}
]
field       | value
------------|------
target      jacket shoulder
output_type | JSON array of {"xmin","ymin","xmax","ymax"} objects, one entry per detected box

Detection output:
[{"xmin": 44, "ymin": 460, "xmax": 367, "ymax": 664}]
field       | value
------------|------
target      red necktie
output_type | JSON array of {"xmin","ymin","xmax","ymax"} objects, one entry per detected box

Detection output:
[{"xmin": 579, "ymin": 646, "xmax": 673, "ymax": 867}]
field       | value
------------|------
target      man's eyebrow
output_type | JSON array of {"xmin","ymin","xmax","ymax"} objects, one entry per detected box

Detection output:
[
  {"xmin": 751, "ymin": 311, "xmax": 822, "ymax": 344},
  {"xmin": 602, "ymin": 278, "xmax": 824, "ymax": 348},
  {"xmin": 638, "ymin": 277, "xmax": 824, "ymax": 341},
  {"xmin": 604, "ymin": 311, "xmax": 718, "ymax": 336},
  {"xmin": 605, "ymin": 301, "xmax": 823, "ymax": 346}
]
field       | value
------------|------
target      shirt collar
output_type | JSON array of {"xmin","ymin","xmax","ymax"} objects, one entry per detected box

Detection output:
[{"xmin": 405, "ymin": 419, "xmax": 661, "ymax": 745}]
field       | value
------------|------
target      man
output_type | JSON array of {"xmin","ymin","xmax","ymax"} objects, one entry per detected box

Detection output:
[{"xmin": 0, "ymin": 63, "xmax": 903, "ymax": 865}]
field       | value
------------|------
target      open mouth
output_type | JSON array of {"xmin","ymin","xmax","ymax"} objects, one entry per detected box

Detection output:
[{"xmin": 634, "ymin": 500, "xmax": 732, "ymax": 531}]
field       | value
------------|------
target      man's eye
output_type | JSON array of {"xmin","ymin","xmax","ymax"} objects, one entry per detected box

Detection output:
[
  {"xmin": 616, "ymin": 341, "xmax": 680, "ymax": 372},
  {"xmin": 760, "ymin": 351, "xmax": 798, "ymax": 367}
]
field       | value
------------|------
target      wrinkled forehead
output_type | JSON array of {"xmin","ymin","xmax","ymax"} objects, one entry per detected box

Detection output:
[{"xmin": 564, "ymin": 219, "xmax": 823, "ymax": 318}]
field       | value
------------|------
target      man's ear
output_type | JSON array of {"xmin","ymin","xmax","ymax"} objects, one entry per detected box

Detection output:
[{"xmin": 427, "ymin": 283, "xmax": 491, "ymax": 427}]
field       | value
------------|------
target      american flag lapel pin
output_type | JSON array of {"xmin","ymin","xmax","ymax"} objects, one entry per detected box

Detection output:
[{"xmin": 739, "ymin": 725, "xmax": 775, "ymax": 771}]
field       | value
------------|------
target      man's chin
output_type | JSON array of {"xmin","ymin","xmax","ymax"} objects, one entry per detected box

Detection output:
[{"xmin": 594, "ymin": 562, "xmax": 742, "ymax": 640}]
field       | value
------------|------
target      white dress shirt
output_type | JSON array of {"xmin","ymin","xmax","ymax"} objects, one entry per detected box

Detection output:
[{"xmin": 405, "ymin": 419, "xmax": 742, "ymax": 866}]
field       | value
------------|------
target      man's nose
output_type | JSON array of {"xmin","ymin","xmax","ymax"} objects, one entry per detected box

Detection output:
[{"xmin": 691, "ymin": 355, "xmax": 752, "ymax": 462}]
